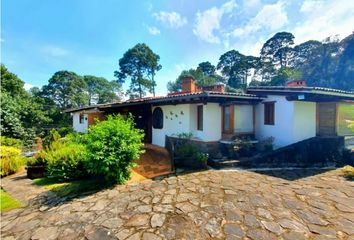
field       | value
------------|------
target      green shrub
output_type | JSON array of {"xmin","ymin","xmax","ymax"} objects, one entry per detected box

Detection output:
[
  {"xmin": 0, "ymin": 146, "xmax": 25, "ymax": 177},
  {"xmin": 43, "ymin": 129, "xmax": 61, "ymax": 148},
  {"xmin": 58, "ymin": 127, "xmax": 74, "ymax": 137},
  {"xmin": 0, "ymin": 136, "xmax": 23, "ymax": 148},
  {"xmin": 84, "ymin": 115, "xmax": 144, "ymax": 184},
  {"xmin": 45, "ymin": 142, "xmax": 87, "ymax": 181}
]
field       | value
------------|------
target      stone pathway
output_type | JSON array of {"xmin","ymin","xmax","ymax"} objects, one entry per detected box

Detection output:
[
  {"xmin": 1, "ymin": 170, "xmax": 61, "ymax": 207},
  {"xmin": 1, "ymin": 168, "xmax": 354, "ymax": 239}
]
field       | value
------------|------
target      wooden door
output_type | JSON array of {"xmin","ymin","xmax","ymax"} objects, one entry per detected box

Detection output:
[{"xmin": 317, "ymin": 102, "xmax": 336, "ymax": 136}]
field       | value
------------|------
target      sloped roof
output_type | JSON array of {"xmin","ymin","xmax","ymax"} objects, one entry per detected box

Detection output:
[
  {"xmin": 65, "ymin": 91, "xmax": 263, "ymax": 113},
  {"xmin": 247, "ymin": 86, "xmax": 354, "ymax": 98}
]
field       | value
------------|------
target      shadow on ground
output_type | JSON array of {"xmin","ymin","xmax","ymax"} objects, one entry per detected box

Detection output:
[{"xmin": 251, "ymin": 168, "xmax": 335, "ymax": 181}]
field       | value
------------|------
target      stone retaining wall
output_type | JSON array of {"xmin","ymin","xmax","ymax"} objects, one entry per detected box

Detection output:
[{"xmin": 240, "ymin": 136, "xmax": 350, "ymax": 168}]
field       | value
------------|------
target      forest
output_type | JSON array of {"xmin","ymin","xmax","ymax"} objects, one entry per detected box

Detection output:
[{"xmin": 1, "ymin": 31, "xmax": 353, "ymax": 145}]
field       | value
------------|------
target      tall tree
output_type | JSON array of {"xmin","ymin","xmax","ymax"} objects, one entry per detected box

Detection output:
[
  {"xmin": 260, "ymin": 32, "xmax": 295, "ymax": 68},
  {"xmin": 41, "ymin": 71, "xmax": 88, "ymax": 109},
  {"xmin": 167, "ymin": 67, "xmax": 219, "ymax": 93},
  {"xmin": 197, "ymin": 61, "xmax": 216, "ymax": 76},
  {"xmin": 115, "ymin": 43, "xmax": 161, "ymax": 98},
  {"xmin": 217, "ymin": 50, "xmax": 258, "ymax": 89},
  {"xmin": 83, "ymin": 75, "xmax": 121, "ymax": 105},
  {"xmin": 0, "ymin": 65, "xmax": 50, "ymax": 144}
]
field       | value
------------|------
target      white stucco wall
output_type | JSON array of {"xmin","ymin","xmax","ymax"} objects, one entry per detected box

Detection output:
[
  {"xmin": 255, "ymin": 96, "xmax": 295, "ymax": 149},
  {"xmin": 255, "ymin": 95, "xmax": 317, "ymax": 149},
  {"xmin": 152, "ymin": 103, "xmax": 222, "ymax": 147},
  {"xmin": 293, "ymin": 101, "xmax": 316, "ymax": 142},
  {"xmin": 234, "ymin": 105, "xmax": 253, "ymax": 133},
  {"xmin": 72, "ymin": 112, "xmax": 88, "ymax": 133}
]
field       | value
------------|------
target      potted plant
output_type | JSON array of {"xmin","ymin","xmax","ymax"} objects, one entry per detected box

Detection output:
[{"xmin": 26, "ymin": 154, "xmax": 47, "ymax": 179}]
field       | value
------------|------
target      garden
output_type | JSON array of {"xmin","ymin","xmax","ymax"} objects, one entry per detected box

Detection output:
[{"xmin": 1, "ymin": 115, "xmax": 145, "ymax": 209}]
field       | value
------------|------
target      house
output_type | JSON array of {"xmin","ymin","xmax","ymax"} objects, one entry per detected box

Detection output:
[{"xmin": 65, "ymin": 77, "xmax": 354, "ymax": 149}]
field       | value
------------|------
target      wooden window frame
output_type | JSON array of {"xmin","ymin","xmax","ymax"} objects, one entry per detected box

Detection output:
[
  {"xmin": 79, "ymin": 113, "xmax": 85, "ymax": 124},
  {"xmin": 152, "ymin": 107, "xmax": 163, "ymax": 129},
  {"xmin": 222, "ymin": 105, "xmax": 234, "ymax": 134},
  {"xmin": 264, "ymin": 102, "xmax": 275, "ymax": 125},
  {"xmin": 197, "ymin": 105, "xmax": 203, "ymax": 131}
]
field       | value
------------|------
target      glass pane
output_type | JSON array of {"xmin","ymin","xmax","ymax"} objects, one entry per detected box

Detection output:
[{"xmin": 224, "ymin": 106, "xmax": 230, "ymax": 131}]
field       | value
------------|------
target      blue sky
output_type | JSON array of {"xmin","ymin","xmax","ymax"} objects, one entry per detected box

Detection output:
[{"xmin": 2, "ymin": 0, "xmax": 353, "ymax": 95}]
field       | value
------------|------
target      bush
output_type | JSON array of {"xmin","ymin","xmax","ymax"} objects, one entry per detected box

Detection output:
[
  {"xmin": 45, "ymin": 142, "xmax": 87, "ymax": 181},
  {"xmin": 0, "ymin": 146, "xmax": 25, "ymax": 177},
  {"xmin": 84, "ymin": 115, "xmax": 144, "ymax": 184},
  {"xmin": 0, "ymin": 136, "xmax": 23, "ymax": 148}
]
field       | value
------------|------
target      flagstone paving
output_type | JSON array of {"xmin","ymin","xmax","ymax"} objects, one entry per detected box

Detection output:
[{"xmin": 1, "ymin": 168, "xmax": 354, "ymax": 240}]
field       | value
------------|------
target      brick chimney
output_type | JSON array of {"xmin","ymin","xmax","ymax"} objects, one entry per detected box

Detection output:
[
  {"xmin": 286, "ymin": 80, "xmax": 307, "ymax": 87},
  {"xmin": 182, "ymin": 76, "xmax": 196, "ymax": 93}
]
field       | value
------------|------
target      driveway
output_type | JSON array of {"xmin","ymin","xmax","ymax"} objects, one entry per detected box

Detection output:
[{"xmin": 1, "ymin": 168, "xmax": 354, "ymax": 240}]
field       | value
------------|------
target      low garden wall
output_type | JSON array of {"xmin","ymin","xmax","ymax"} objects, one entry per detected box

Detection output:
[
  {"xmin": 165, "ymin": 136, "xmax": 220, "ymax": 170},
  {"xmin": 240, "ymin": 136, "xmax": 351, "ymax": 168}
]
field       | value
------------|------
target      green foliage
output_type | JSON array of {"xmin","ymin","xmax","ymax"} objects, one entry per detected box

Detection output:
[
  {"xmin": 0, "ymin": 189, "xmax": 22, "ymax": 212},
  {"xmin": 115, "ymin": 43, "xmax": 161, "ymax": 98},
  {"xmin": 270, "ymin": 67, "xmax": 303, "ymax": 86},
  {"xmin": 0, "ymin": 136, "xmax": 23, "ymax": 148},
  {"xmin": 196, "ymin": 152, "xmax": 209, "ymax": 163},
  {"xmin": 342, "ymin": 165, "xmax": 354, "ymax": 180},
  {"xmin": 0, "ymin": 146, "xmax": 25, "ymax": 177},
  {"xmin": 0, "ymin": 65, "xmax": 50, "ymax": 145},
  {"xmin": 41, "ymin": 71, "xmax": 88, "ymax": 109},
  {"xmin": 33, "ymin": 177, "xmax": 108, "ymax": 198},
  {"xmin": 84, "ymin": 115, "xmax": 144, "ymax": 183},
  {"xmin": 167, "ymin": 66, "xmax": 221, "ymax": 93},
  {"xmin": 83, "ymin": 75, "xmax": 121, "ymax": 104},
  {"xmin": 43, "ymin": 129, "xmax": 61, "ymax": 148},
  {"xmin": 217, "ymin": 50, "xmax": 258, "ymax": 89},
  {"xmin": 0, "ymin": 64, "xmax": 26, "ymax": 96},
  {"xmin": 45, "ymin": 143, "xmax": 87, "ymax": 181}
]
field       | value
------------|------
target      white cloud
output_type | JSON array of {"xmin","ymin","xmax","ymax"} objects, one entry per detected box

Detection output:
[
  {"xmin": 300, "ymin": 0, "xmax": 322, "ymax": 13},
  {"xmin": 233, "ymin": 1, "xmax": 288, "ymax": 38},
  {"xmin": 294, "ymin": 0, "xmax": 354, "ymax": 44},
  {"xmin": 193, "ymin": 0, "xmax": 237, "ymax": 44},
  {"xmin": 147, "ymin": 26, "xmax": 160, "ymax": 35},
  {"xmin": 24, "ymin": 83, "xmax": 34, "ymax": 91},
  {"xmin": 153, "ymin": 11, "xmax": 187, "ymax": 29},
  {"xmin": 175, "ymin": 63, "xmax": 186, "ymax": 73},
  {"xmin": 42, "ymin": 45, "xmax": 69, "ymax": 57}
]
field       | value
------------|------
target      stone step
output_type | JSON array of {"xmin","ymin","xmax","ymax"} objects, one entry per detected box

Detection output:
[{"xmin": 209, "ymin": 158, "xmax": 253, "ymax": 169}]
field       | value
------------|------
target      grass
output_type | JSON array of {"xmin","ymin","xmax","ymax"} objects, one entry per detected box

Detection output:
[
  {"xmin": 1, "ymin": 188, "xmax": 22, "ymax": 212},
  {"xmin": 32, "ymin": 170, "xmax": 147, "ymax": 198},
  {"xmin": 32, "ymin": 177, "xmax": 108, "ymax": 197},
  {"xmin": 342, "ymin": 165, "xmax": 354, "ymax": 180}
]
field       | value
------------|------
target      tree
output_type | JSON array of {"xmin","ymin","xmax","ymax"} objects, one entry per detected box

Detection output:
[
  {"xmin": 41, "ymin": 71, "xmax": 88, "ymax": 109},
  {"xmin": 167, "ymin": 68, "xmax": 219, "ymax": 93},
  {"xmin": 336, "ymin": 34, "xmax": 354, "ymax": 90},
  {"xmin": 83, "ymin": 75, "xmax": 121, "ymax": 105},
  {"xmin": 0, "ymin": 64, "xmax": 26, "ymax": 96},
  {"xmin": 197, "ymin": 61, "xmax": 216, "ymax": 76},
  {"xmin": 0, "ymin": 65, "xmax": 50, "ymax": 144},
  {"xmin": 115, "ymin": 43, "xmax": 161, "ymax": 98},
  {"xmin": 260, "ymin": 32, "xmax": 295, "ymax": 68},
  {"xmin": 270, "ymin": 67, "xmax": 303, "ymax": 86},
  {"xmin": 217, "ymin": 50, "xmax": 258, "ymax": 89}
]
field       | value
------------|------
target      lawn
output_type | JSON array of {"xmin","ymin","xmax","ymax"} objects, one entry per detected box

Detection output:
[
  {"xmin": 32, "ymin": 178, "xmax": 108, "ymax": 198},
  {"xmin": 1, "ymin": 188, "xmax": 22, "ymax": 212},
  {"xmin": 32, "ymin": 170, "xmax": 147, "ymax": 198}
]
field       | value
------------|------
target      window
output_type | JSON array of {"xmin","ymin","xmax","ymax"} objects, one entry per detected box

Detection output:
[
  {"xmin": 197, "ymin": 105, "xmax": 203, "ymax": 131},
  {"xmin": 79, "ymin": 113, "xmax": 84, "ymax": 124},
  {"xmin": 222, "ymin": 105, "xmax": 234, "ymax": 133},
  {"xmin": 264, "ymin": 102, "xmax": 275, "ymax": 125},
  {"xmin": 152, "ymin": 107, "xmax": 163, "ymax": 129}
]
